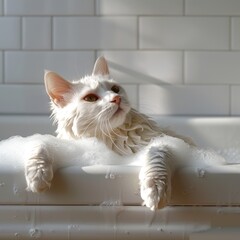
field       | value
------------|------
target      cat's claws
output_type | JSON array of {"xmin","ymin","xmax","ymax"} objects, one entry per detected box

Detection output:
[
  {"xmin": 25, "ymin": 145, "xmax": 53, "ymax": 193},
  {"xmin": 140, "ymin": 177, "xmax": 167, "ymax": 211},
  {"xmin": 25, "ymin": 159, "xmax": 53, "ymax": 193},
  {"xmin": 26, "ymin": 178, "xmax": 51, "ymax": 193}
]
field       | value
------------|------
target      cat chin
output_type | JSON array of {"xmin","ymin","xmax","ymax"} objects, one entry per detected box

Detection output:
[
  {"xmin": 109, "ymin": 107, "xmax": 130, "ymax": 128},
  {"xmin": 112, "ymin": 106, "xmax": 124, "ymax": 117},
  {"xmin": 110, "ymin": 117, "xmax": 126, "ymax": 129}
]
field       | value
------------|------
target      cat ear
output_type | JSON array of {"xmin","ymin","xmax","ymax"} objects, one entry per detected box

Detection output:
[
  {"xmin": 44, "ymin": 71, "xmax": 73, "ymax": 107},
  {"xmin": 92, "ymin": 56, "xmax": 110, "ymax": 76}
]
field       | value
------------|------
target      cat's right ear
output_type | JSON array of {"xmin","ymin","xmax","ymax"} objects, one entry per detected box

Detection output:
[
  {"xmin": 44, "ymin": 71, "xmax": 73, "ymax": 107},
  {"xmin": 92, "ymin": 56, "xmax": 110, "ymax": 76}
]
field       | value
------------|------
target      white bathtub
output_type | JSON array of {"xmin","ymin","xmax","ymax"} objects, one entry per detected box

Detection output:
[{"xmin": 1, "ymin": 115, "xmax": 240, "ymax": 239}]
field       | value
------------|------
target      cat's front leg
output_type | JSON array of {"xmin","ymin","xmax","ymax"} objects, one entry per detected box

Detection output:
[
  {"xmin": 25, "ymin": 141, "xmax": 53, "ymax": 193},
  {"xmin": 139, "ymin": 135, "xmax": 191, "ymax": 211},
  {"xmin": 139, "ymin": 145, "xmax": 172, "ymax": 211}
]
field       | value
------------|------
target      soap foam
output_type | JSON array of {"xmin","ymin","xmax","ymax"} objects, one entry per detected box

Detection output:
[
  {"xmin": 1, "ymin": 134, "xmax": 240, "ymax": 172},
  {"xmin": 0, "ymin": 136, "xmax": 26, "ymax": 169},
  {"xmin": 191, "ymin": 148, "xmax": 226, "ymax": 167},
  {"xmin": 0, "ymin": 134, "xmax": 131, "ymax": 171},
  {"xmin": 216, "ymin": 147, "xmax": 240, "ymax": 164}
]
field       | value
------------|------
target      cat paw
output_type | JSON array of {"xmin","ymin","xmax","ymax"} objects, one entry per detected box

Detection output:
[
  {"xmin": 25, "ymin": 145, "xmax": 53, "ymax": 193},
  {"xmin": 140, "ymin": 177, "xmax": 168, "ymax": 211},
  {"xmin": 139, "ymin": 147, "xmax": 171, "ymax": 211}
]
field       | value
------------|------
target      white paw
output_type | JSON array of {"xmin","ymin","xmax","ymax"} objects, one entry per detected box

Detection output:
[
  {"xmin": 25, "ymin": 145, "xmax": 53, "ymax": 193},
  {"xmin": 140, "ymin": 177, "xmax": 168, "ymax": 211},
  {"xmin": 139, "ymin": 147, "xmax": 171, "ymax": 211}
]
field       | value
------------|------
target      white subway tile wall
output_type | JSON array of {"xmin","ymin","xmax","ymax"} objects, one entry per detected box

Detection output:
[
  {"xmin": 185, "ymin": 52, "xmax": 240, "ymax": 84},
  {"xmin": 22, "ymin": 17, "xmax": 51, "ymax": 50},
  {"xmin": 232, "ymin": 18, "xmax": 240, "ymax": 50},
  {"xmin": 0, "ymin": 0, "xmax": 240, "ymax": 117},
  {"xmin": 97, "ymin": 51, "xmax": 183, "ymax": 84},
  {"xmin": 139, "ymin": 85, "xmax": 229, "ymax": 115},
  {"xmin": 0, "ymin": 17, "xmax": 20, "ymax": 49},
  {"xmin": 5, "ymin": 51, "xmax": 95, "ymax": 83},
  {"xmin": 53, "ymin": 17, "xmax": 137, "ymax": 49},
  {"xmin": 0, "ymin": 52, "xmax": 2, "ymax": 83},
  {"xmin": 5, "ymin": 0, "xmax": 95, "ymax": 15},
  {"xmin": 185, "ymin": 0, "xmax": 240, "ymax": 16},
  {"xmin": 0, "ymin": 85, "xmax": 49, "ymax": 114},
  {"xmin": 96, "ymin": 0, "xmax": 184, "ymax": 15},
  {"xmin": 139, "ymin": 17, "xmax": 229, "ymax": 50},
  {"xmin": 0, "ymin": 1, "xmax": 2, "ymax": 15},
  {"xmin": 231, "ymin": 85, "xmax": 240, "ymax": 115}
]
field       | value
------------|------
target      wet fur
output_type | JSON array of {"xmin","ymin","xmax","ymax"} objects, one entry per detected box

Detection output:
[{"xmin": 25, "ymin": 57, "xmax": 195, "ymax": 211}]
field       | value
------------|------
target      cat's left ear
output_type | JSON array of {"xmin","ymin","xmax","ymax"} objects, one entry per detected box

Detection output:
[
  {"xmin": 92, "ymin": 56, "xmax": 110, "ymax": 76},
  {"xmin": 44, "ymin": 71, "xmax": 73, "ymax": 107}
]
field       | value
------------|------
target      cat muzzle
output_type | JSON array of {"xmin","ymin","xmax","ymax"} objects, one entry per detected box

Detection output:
[{"xmin": 111, "ymin": 95, "xmax": 121, "ymax": 105}]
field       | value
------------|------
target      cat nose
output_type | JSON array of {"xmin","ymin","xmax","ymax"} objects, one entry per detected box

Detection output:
[{"xmin": 111, "ymin": 95, "xmax": 121, "ymax": 105}]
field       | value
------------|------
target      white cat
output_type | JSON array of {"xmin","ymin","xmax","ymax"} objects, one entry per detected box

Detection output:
[{"xmin": 25, "ymin": 57, "xmax": 199, "ymax": 211}]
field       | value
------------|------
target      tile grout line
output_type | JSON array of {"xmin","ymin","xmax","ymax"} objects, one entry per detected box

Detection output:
[
  {"xmin": 2, "ymin": 51, "xmax": 4, "ymax": 84},
  {"xmin": 137, "ymin": 16, "xmax": 140, "ymax": 50},
  {"xmin": 94, "ymin": 0, "xmax": 97, "ymax": 60},
  {"xmin": 229, "ymin": 85, "xmax": 232, "ymax": 116},
  {"xmin": 51, "ymin": 16, "xmax": 53, "ymax": 50},
  {"xmin": 1, "ymin": 0, "xmax": 5, "ymax": 83},
  {"xmin": 94, "ymin": 0, "xmax": 97, "ymax": 16},
  {"xmin": 20, "ymin": 16, "xmax": 23, "ymax": 50},
  {"xmin": 136, "ymin": 84, "xmax": 140, "ymax": 111},
  {"xmin": 2, "ymin": 0, "xmax": 4, "ymax": 16},
  {"xmin": 183, "ymin": 0, "xmax": 186, "ymax": 16},
  {"xmin": 182, "ymin": 51, "xmax": 185, "ymax": 85},
  {"xmin": 229, "ymin": 17, "xmax": 232, "ymax": 51}
]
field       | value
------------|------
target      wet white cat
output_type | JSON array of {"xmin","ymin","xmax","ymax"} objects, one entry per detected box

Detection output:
[{"xmin": 25, "ymin": 57, "xmax": 195, "ymax": 210}]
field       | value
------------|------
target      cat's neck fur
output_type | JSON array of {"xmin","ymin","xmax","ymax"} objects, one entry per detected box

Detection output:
[
  {"xmin": 55, "ymin": 108, "xmax": 162, "ymax": 156},
  {"xmin": 101, "ymin": 109, "xmax": 161, "ymax": 155}
]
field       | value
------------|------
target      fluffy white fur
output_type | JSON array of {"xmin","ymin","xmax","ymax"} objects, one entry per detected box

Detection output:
[{"xmin": 20, "ymin": 57, "xmax": 224, "ymax": 211}]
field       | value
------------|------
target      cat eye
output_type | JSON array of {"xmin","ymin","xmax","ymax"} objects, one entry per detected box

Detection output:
[
  {"xmin": 83, "ymin": 94, "xmax": 99, "ymax": 102},
  {"xmin": 111, "ymin": 85, "xmax": 120, "ymax": 93}
]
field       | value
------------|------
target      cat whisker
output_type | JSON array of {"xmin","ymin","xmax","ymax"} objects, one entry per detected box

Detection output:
[
  {"xmin": 107, "ymin": 120, "xmax": 124, "ymax": 139},
  {"xmin": 105, "ymin": 120, "xmax": 129, "ymax": 156},
  {"xmin": 96, "ymin": 108, "xmax": 112, "ymax": 132},
  {"xmin": 81, "ymin": 115, "xmax": 100, "ymax": 136},
  {"xmin": 96, "ymin": 115, "xmax": 113, "ymax": 141},
  {"xmin": 81, "ymin": 107, "xmax": 109, "ymax": 137}
]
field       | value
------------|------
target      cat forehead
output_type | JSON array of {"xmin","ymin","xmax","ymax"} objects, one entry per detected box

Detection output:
[{"xmin": 75, "ymin": 75, "xmax": 117, "ymax": 89}]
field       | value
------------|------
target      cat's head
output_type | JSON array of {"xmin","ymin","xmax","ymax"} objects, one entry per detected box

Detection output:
[{"xmin": 44, "ymin": 57, "xmax": 131, "ymax": 139}]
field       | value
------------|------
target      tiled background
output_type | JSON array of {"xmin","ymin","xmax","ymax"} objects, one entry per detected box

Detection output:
[{"xmin": 1, "ymin": 0, "xmax": 240, "ymax": 119}]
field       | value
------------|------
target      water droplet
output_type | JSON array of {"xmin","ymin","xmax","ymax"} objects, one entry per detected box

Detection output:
[
  {"xmin": 100, "ymin": 200, "xmax": 122, "ymax": 206},
  {"xmin": 72, "ymin": 225, "xmax": 81, "ymax": 230},
  {"xmin": 109, "ymin": 173, "xmax": 116, "ymax": 179},
  {"xmin": 105, "ymin": 172, "xmax": 116, "ymax": 179},
  {"xmin": 13, "ymin": 184, "xmax": 19, "ymax": 195},
  {"xmin": 29, "ymin": 228, "xmax": 41, "ymax": 238},
  {"xmin": 157, "ymin": 227, "xmax": 164, "ymax": 232},
  {"xmin": 217, "ymin": 208, "xmax": 222, "ymax": 214},
  {"xmin": 0, "ymin": 182, "xmax": 5, "ymax": 187},
  {"xmin": 197, "ymin": 168, "xmax": 206, "ymax": 178},
  {"xmin": 25, "ymin": 213, "xmax": 30, "ymax": 221},
  {"xmin": 14, "ymin": 232, "xmax": 20, "ymax": 238}
]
